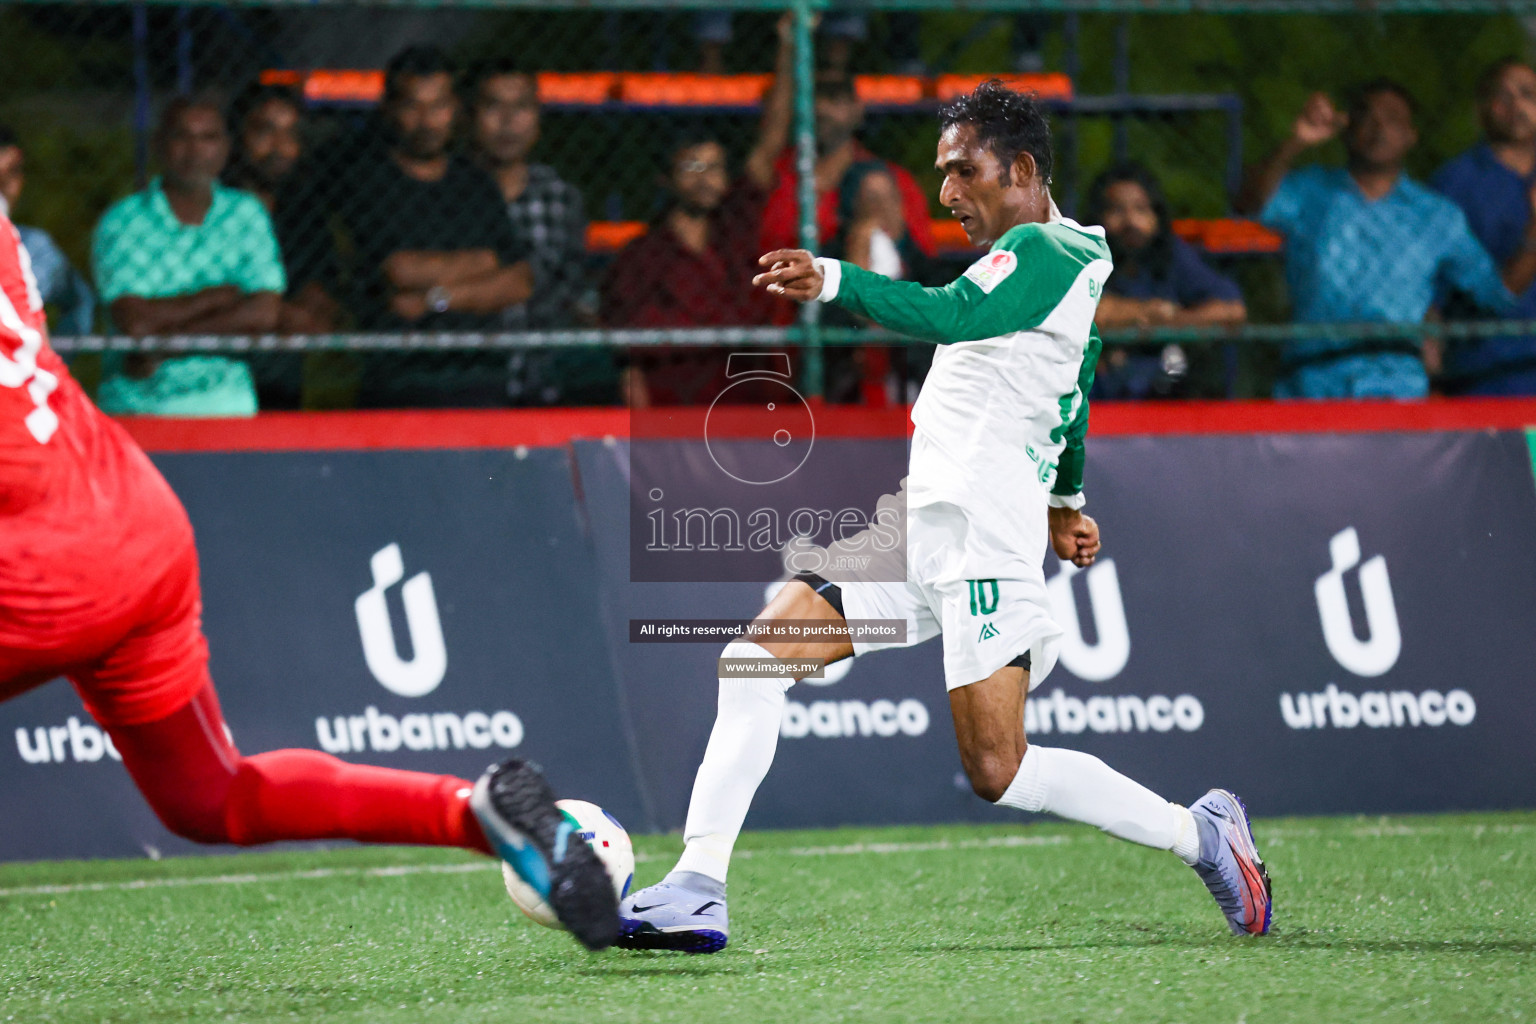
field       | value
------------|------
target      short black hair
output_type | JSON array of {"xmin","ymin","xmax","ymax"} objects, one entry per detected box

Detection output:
[
  {"xmin": 938, "ymin": 79, "xmax": 1052, "ymax": 186},
  {"xmin": 1477, "ymin": 56, "xmax": 1534, "ymax": 102},
  {"xmin": 0, "ymin": 123, "xmax": 17, "ymax": 150},
  {"xmin": 1346, "ymin": 78, "xmax": 1418, "ymax": 121},
  {"xmin": 1086, "ymin": 160, "xmax": 1168, "ymax": 228},
  {"xmin": 813, "ymin": 72, "xmax": 857, "ymax": 102},
  {"xmin": 227, "ymin": 82, "xmax": 302, "ymax": 135},
  {"xmin": 157, "ymin": 92, "xmax": 227, "ymax": 138},
  {"xmin": 384, "ymin": 45, "xmax": 457, "ymax": 103},
  {"xmin": 1085, "ymin": 160, "xmax": 1175, "ymax": 278},
  {"xmin": 463, "ymin": 56, "xmax": 532, "ymax": 104},
  {"xmin": 665, "ymin": 118, "xmax": 723, "ymax": 165}
]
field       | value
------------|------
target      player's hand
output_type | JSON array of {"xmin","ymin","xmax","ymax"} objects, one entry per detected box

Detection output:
[
  {"xmin": 754, "ymin": 249, "xmax": 825, "ymax": 303},
  {"xmin": 1291, "ymin": 92, "xmax": 1345, "ymax": 148},
  {"xmin": 775, "ymin": 10, "xmax": 819, "ymax": 44},
  {"xmin": 1049, "ymin": 507, "xmax": 1101, "ymax": 568}
]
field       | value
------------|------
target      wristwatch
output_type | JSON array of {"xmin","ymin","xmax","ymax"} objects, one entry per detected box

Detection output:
[{"xmin": 426, "ymin": 285, "xmax": 452, "ymax": 314}]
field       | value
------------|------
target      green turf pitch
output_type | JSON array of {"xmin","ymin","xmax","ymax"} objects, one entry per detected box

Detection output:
[{"xmin": 2, "ymin": 812, "xmax": 1532, "ymax": 1024}]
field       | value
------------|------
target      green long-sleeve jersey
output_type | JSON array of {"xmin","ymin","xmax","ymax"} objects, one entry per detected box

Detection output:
[{"xmin": 815, "ymin": 217, "xmax": 1110, "ymax": 531}]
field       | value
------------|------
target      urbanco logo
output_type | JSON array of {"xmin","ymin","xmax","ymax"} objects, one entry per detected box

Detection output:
[
  {"xmin": 1314, "ymin": 527, "xmax": 1400, "ymax": 677},
  {"xmin": 354, "ymin": 543, "xmax": 447, "ymax": 697},
  {"xmin": 1047, "ymin": 558, "xmax": 1130, "ymax": 682}
]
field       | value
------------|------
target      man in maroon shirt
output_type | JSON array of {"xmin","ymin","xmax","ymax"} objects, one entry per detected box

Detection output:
[
  {"xmin": 601, "ymin": 134, "xmax": 772, "ymax": 329},
  {"xmin": 601, "ymin": 22, "xmax": 793, "ymax": 405}
]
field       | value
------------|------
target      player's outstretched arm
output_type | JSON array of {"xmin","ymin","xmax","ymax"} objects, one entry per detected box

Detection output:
[
  {"xmin": 757, "ymin": 228, "xmax": 1076, "ymax": 344},
  {"xmin": 756, "ymin": 249, "xmax": 1004, "ymax": 344}
]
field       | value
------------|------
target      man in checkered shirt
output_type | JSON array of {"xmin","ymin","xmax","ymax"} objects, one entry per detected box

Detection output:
[{"xmin": 468, "ymin": 59, "xmax": 613, "ymax": 403}]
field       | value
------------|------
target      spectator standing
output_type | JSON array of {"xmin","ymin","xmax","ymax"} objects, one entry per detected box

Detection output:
[
  {"xmin": 1087, "ymin": 162, "xmax": 1246, "ymax": 399},
  {"xmin": 1432, "ymin": 58, "xmax": 1536, "ymax": 395},
  {"xmin": 466, "ymin": 58, "xmax": 609, "ymax": 403},
  {"xmin": 92, "ymin": 96, "xmax": 286, "ymax": 416},
  {"xmin": 286, "ymin": 46, "xmax": 533, "ymax": 407},
  {"xmin": 223, "ymin": 83, "xmax": 331, "ymax": 404},
  {"xmin": 0, "ymin": 126, "xmax": 96, "ymax": 335},
  {"xmin": 1238, "ymin": 81, "xmax": 1519, "ymax": 399},
  {"xmin": 758, "ymin": 70, "xmax": 936, "ymax": 291},
  {"xmin": 223, "ymin": 84, "xmax": 304, "ymax": 213},
  {"xmin": 467, "ymin": 59, "xmax": 588, "ymax": 331}
]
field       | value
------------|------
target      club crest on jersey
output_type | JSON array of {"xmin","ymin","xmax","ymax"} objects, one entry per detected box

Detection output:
[{"xmin": 963, "ymin": 250, "xmax": 1017, "ymax": 294}]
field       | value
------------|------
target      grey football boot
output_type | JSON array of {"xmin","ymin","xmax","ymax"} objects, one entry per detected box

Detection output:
[
  {"xmin": 1189, "ymin": 788, "xmax": 1273, "ymax": 936},
  {"xmin": 616, "ymin": 871, "xmax": 729, "ymax": 953}
]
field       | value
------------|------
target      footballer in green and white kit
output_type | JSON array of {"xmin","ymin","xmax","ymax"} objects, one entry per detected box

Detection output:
[
  {"xmin": 806, "ymin": 217, "xmax": 1111, "ymax": 692},
  {"xmin": 617, "ymin": 81, "xmax": 1272, "ymax": 955}
]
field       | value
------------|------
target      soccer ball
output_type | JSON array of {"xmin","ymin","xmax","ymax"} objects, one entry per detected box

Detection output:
[{"xmin": 501, "ymin": 799, "xmax": 634, "ymax": 929}]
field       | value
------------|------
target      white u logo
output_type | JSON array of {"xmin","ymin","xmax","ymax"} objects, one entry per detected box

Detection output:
[
  {"xmin": 1314, "ymin": 527, "xmax": 1400, "ymax": 678},
  {"xmin": 1047, "ymin": 559, "xmax": 1131, "ymax": 682},
  {"xmin": 354, "ymin": 544, "xmax": 447, "ymax": 697}
]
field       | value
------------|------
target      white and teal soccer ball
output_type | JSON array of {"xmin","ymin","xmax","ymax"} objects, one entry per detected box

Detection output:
[{"xmin": 500, "ymin": 799, "xmax": 634, "ymax": 929}]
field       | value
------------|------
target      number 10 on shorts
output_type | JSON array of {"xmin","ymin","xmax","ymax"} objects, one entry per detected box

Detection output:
[{"xmin": 968, "ymin": 580, "xmax": 999, "ymax": 616}]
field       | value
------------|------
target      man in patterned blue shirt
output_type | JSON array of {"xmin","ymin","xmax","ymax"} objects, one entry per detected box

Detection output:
[
  {"xmin": 1239, "ymin": 80, "xmax": 1522, "ymax": 399},
  {"xmin": 1432, "ymin": 59, "xmax": 1536, "ymax": 395}
]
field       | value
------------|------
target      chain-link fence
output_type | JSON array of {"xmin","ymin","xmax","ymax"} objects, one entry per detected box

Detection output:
[{"xmin": 3, "ymin": 1, "xmax": 1535, "ymax": 409}]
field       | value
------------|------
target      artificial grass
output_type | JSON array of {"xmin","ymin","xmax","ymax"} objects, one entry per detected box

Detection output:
[{"xmin": 2, "ymin": 811, "xmax": 1532, "ymax": 1023}]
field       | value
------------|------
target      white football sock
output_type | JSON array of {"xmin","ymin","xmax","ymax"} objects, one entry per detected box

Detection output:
[
  {"xmin": 997, "ymin": 745, "xmax": 1194, "ymax": 861},
  {"xmin": 672, "ymin": 642, "xmax": 791, "ymax": 886}
]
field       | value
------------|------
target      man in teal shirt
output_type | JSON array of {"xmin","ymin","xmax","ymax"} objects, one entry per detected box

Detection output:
[{"xmin": 92, "ymin": 95, "xmax": 286, "ymax": 415}]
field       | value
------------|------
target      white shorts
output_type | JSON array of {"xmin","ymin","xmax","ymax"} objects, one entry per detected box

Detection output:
[{"xmin": 810, "ymin": 498, "xmax": 1062, "ymax": 692}]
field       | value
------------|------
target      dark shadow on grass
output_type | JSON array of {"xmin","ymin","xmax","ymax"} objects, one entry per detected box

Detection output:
[
  {"xmin": 909, "ymin": 936, "xmax": 1215, "ymax": 954},
  {"xmin": 911, "ymin": 934, "xmax": 1536, "ymax": 956},
  {"xmin": 1274, "ymin": 935, "xmax": 1536, "ymax": 955},
  {"xmin": 578, "ymin": 956, "xmax": 738, "ymax": 978}
]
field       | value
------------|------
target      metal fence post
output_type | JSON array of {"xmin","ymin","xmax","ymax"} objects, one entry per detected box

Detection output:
[
  {"xmin": 132, "ymin": 3, "xmax": 151, "ymax": 190},
  {"xmin": 176, "ymin": 6, "xmax": 194, "ymax": 96},
  {"xmin": 793, "ymin": 0, "xmax": 822, "ymax": 400},
  {"xmin": 1112, "ymin": 14, "xmax": 1130, "ymax": 162}
]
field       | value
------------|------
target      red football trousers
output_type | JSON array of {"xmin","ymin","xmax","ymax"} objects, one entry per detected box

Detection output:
[{"xmin": 109, "ymin": 683, "xmax": 492, "ymax": 854}]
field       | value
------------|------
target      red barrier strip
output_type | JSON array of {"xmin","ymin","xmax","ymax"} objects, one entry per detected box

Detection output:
[
  {"xmin": 1089, "ymin": 399, "xmax": 1536, "ymax": 436},
  {"xmin": 121, "ymin": 399, "xmax": 1536, "ymax": 453}
]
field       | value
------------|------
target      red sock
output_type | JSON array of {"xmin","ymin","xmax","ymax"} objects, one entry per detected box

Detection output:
[
  {"xmin": 110, "ymin": 683, "xmax": 492, "ymax": 855},
  {"xmin": 225, "ymin": 749, "xmax": 492, "ymax": 853}
]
